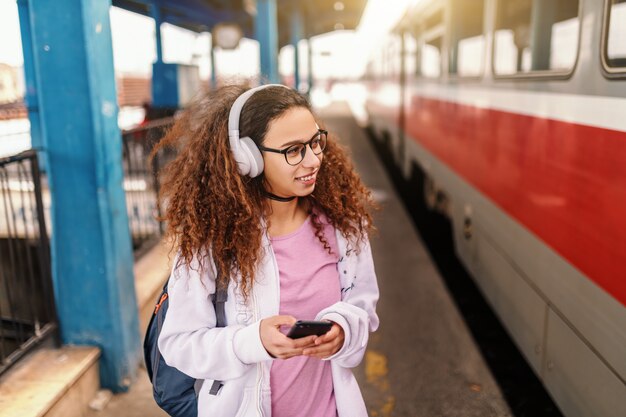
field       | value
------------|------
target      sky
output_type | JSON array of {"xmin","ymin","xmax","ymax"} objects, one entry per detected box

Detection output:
[
  {"xmin": 0, "ymin": 0, "xmax": 23, "ymax": 67},
  {"xmin": 0, "ymin": 0, "xmax": 416, "ymax": 80}
]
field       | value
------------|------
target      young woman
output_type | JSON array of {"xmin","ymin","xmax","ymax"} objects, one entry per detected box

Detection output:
[{"xmin": 155, "ymin": 83, "xmax": 379, "ymax": 417}]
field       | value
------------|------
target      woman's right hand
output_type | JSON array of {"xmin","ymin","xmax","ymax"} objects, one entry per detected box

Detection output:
[{"xmin": 260, "ymin": 315, "xmax": 317, "ymax": 359}]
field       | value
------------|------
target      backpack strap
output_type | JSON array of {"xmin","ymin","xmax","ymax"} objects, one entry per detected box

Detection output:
[
  {"xmin": 214, "ymin": 284, "xmax": 228, "ymax": 328},
  {"xmin": 209, "ymin": 270, "xmax": 228, "ymax": 395}
]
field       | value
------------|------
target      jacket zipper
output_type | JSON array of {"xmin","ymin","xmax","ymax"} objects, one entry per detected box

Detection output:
[
  {"xmin": 255, "ymin": 245, "xmax": 280, "ymax": 416},
  {"xmin": 252, "ymin": 282, "xmax": 264, "ymax": 416}
]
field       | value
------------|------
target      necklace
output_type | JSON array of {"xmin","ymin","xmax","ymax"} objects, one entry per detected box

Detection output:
[{"xmin": 263, "ymin": 191, "xmax": 296, "ymax": 202}]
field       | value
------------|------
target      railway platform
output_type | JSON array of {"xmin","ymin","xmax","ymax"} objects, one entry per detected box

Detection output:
[
  {"xmin": 4, "ymin": 0, "xmax": 625, "ymax": 415},
  {"xmin": 78, "ymin": 100, "xmax": 514, "ymax": 417}
]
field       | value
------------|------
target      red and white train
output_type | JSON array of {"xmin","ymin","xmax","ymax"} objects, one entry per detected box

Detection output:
[{"xmin": 364, "ymin": 0, "xmax": 625, "ymax": 415}]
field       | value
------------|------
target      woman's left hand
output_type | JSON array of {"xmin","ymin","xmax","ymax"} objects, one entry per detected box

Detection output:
[{"xmin": 302, "ymin": 323, "xmax": 345, "ymax": 359}]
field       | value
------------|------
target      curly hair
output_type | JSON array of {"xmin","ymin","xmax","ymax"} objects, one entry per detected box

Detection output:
[{"xmin": 152, "ymin": 83, "xmax": 376, "ymax": 298}]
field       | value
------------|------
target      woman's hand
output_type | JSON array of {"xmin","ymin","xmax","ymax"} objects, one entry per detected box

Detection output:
[
  {"xmin": 260, "ymin": 315, "xmax": 316, "ymax": 359},
  {"xmin": 302, "ymin": 323, "xmax": 345, "ymax": 359}
]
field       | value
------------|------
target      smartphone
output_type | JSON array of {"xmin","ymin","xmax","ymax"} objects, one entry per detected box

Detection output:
[{"xmin": 286, "ymin": 320, "xmax": 333, "ymax": 339}]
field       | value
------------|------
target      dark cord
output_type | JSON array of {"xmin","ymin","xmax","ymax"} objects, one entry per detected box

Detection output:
[{"xmin": 263, "ymin": 190, "xmax": 296, "ymax": 202}]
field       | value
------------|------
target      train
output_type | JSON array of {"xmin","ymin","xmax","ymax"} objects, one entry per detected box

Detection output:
[{"xmin": 362, "ymin": 0, "xmax": 625, "ymax": 416}]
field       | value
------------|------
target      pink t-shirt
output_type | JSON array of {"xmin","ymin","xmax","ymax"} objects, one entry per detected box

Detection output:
[{"xmin": 269, "ymin": 216, "xmax": 340, "ymax": 417}]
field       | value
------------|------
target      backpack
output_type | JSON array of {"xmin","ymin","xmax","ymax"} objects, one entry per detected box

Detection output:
[{"xmin": 144, "ymin": 276, "xmax": 228, "ymax": 417}]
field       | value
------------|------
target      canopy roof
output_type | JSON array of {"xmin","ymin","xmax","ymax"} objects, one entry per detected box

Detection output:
[{"xmin": 112, "ymin": 0, "xmax": 367, "ymax": 47}]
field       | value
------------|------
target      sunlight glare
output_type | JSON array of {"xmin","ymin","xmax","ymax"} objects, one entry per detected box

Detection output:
[
  {"xmin": 349, "ymin": 0, "xmax": 422, "ymax": 77},
  {"xmin": 356, "ymin": 0, "xmax": 421, "ymax": 48}
]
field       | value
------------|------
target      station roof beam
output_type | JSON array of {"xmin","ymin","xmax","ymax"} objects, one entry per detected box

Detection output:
[
  {"xmin": 112, "ymin": 0, "xmax": 367, "ymax": 87},
  {"xmin": 111, "ymin": 0, "xmax": 253, "ymax": 35},
  {"xmin": 277, "ymin": 0, "xmax": 367, "ymax": 48}
]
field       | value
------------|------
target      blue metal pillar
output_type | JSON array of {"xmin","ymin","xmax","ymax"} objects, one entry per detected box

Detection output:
[
  {"xmin": 290, "ymin": 7, "xmax": 302, "ymax": 90},
  {"xmin": 255, "ymin": 0, "xmax": 279, "ymax": 83},
  {"xmin": 151, "ymin": 2, "xmax": 163, "ymax": 64},
  {"xmin": 16, "ymin": 0, "xmax": 44, "ymax": 168},
  {"xmin": 26, "ymin": 0, "xmax": 140, "ymax": 392},
  {"xmin": 150, "ymin": 2, "xmax": 178, "ymax": 107}
]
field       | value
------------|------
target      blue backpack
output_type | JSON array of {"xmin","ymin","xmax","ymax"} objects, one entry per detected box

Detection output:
[{"xmin": 144, "ymin": 277, "xmax": 228, "ymax": 417}]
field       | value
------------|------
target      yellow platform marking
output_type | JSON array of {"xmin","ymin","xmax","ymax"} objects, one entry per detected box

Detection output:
[{"xmin": 365, "ymin": 350, "xmax": 395, "ymax": 417}]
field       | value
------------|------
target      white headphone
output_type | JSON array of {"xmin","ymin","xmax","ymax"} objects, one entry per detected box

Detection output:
[{"xmin": 228, "ymin": 84, "xmax": 290, "ymax": 177}]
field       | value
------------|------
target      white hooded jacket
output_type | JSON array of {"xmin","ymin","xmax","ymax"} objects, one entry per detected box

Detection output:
[{"xmin": 158, "ymin": 228, "xmax": 380, "ymax": 417}]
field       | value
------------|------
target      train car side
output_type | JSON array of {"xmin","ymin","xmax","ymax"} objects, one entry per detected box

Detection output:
[{"xmin": 364, "ymin": 1, "xmax": 626, "ymax": 416}]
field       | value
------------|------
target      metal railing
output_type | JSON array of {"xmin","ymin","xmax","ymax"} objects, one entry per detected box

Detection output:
[
  {"xmin": 0, "ymin": 149, "xmax": 57, "ymax": 376},
  {"xmin": 121, "ymin": 117, "xmax": 174, "ymax": 253},
  {"xmin": 0, "ymin": 117, "xmax": 173, "ymax": 374}
]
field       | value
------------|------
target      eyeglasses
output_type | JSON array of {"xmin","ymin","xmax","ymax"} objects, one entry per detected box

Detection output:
[{"xmin": 258, "ymin": 129, "xmax": 328, "ymax": 166}]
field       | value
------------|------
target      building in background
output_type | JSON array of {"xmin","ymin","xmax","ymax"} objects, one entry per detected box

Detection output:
[
  {"xmin": 0, "ymin": 63, "xmax": 24, "ymax": 104},
  {"xmin": 116, "ymin": 74, "xmax": 151, "ymax": 107}
]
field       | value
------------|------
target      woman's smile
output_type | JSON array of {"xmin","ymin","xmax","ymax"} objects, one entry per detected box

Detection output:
[{"xmin": 295, "ymin": 170, "xmax": 318, "ymax": 185}]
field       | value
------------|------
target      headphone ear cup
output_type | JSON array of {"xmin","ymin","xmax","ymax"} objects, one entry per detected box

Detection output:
[{"xmin": 239, "ymin": 136, "xmax": 264, "ymax": 178}]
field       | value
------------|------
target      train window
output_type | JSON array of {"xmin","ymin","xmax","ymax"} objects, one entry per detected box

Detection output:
[
  {"xmin": 404, "ymin": 33, "xmax": 418, "ymax": 78},
  {"xmin": 391, "ymin": 35, "xmax": 403, "ymax": 80},
  {"xmin": 422, "ymin": 37, "xmax": 442, "ymax": 77},
  {"xmin": 413, "ymin": 4, "xmax": 444, "ymax": 78},
  {"xmin": 458, "ymin": 36, "xmax": 485, "ymax": 77},
  {"xmin": 370, "ymin": 51, "xmax": 384, "ymax": 81},
  {"xmin": 450, "ymin": 0, "xmax": 485, "ymax": 77},
  {"xmin": 603, "ymin": 0, "xmax": 626, "ymax": 72},
  {"xmin": 493, "ymin": 0, "xmax": 580, "ymax": 76}
]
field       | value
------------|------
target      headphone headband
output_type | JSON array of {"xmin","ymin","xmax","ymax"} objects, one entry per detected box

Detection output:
[{"xmin": 227, "ymin": 84, "xmax": 289, "ymax": 177}]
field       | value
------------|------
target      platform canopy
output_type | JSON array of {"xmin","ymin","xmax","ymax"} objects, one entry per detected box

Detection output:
[
  {"xmin": 276, "ymin": 0, "xmax": 368, "ymax": 46},
  {"xmin": 111, "ymin": 0, "xmax": 368, "ymax": 46}
]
